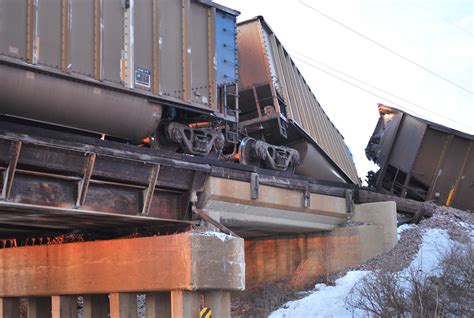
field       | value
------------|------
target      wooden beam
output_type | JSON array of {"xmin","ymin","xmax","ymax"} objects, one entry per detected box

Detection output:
[
  {"xmin": 170, "ymin": 291, "xmax": 199, "ymax": 318},
  {"xmin": 0, "ymin": 298, "xmax": 20, "ymax": 318},
  {"xmin": 355, "ymin": 190, "xmax": 433, "ymax": 217},
  {"xmin": 51, "ymin": 295, "xmax": 77, "ymax": 318},
  {"xmin": 146, "ymin": 292, "xmax": 171, "ymax": 318},
  {"xmin": 83, "ymin": 295, "xmax": 109, "ymax": 318},
  {"xmin": 203, "ymin": 291, "xmax": 231, "ymax": 318},
  {"xmin": 109, "ymin": 293, "xmax": 137, "ymax": 318},
  {"xmin": 26, "ymin": 297, "xmax": 51, "ymax": 318}
]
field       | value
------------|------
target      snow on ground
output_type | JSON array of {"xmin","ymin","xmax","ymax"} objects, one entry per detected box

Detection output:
[
  {"xmin": 396, "ymin": 223, "xmax": 414, "ymax": 240},
  {"xmin": 269, "ymin": 224, "xmax": 472, "ymax": 318},
  {"xmin": 268, "ymin": 271, "xmax": 369, "ymax": 318},
  {"xmin": 408, "ymin": 229, "xmax": 452, "ymax": 274}
]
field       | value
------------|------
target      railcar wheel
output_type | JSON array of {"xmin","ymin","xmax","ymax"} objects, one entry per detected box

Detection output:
[{"xmin": 239, "ymin": 137, "xmax": 261, "ymax": 168}]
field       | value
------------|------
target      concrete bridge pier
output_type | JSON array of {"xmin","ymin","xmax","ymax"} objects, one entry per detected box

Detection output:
[{"xmin": 0, "ymin": 231, "xmax": 245, "ymax": 318}]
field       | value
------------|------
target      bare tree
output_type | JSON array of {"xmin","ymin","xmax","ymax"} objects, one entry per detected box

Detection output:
[{"xmin": 346, "ymin": 243, "xmax": 474, "ymax": 317}]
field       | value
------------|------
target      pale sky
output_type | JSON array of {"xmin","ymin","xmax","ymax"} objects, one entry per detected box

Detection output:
[{"xmin": 218, "ymin": 0, "xmax": 473, "ymax": 183}]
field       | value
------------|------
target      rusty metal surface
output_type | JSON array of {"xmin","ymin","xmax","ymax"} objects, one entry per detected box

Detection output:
[
  {"xmin": 237, "ymin": 17, "xmax": 360, "ymax": 185},
  {"xmin": 0, "ymin": 201, "xmax": 193, "ymax": 231},
  {"xmin": 0, "ymin": 120, "xmax": 355, "ymax": 238},
  {"xmin": 0, "ymin": 128, "xmax": 200, "ymax": 238},
  {"xmin": 366, "ymin": 104, "xmax": 473, "ymax": 211},
  {"xmin": 237, "ymin": 21, "xmax": 269, "ymax": 90}
]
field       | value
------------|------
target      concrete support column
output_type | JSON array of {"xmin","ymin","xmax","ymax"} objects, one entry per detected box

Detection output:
[
  {"xmin": 26, "ymin": 297, "xmax": 52, "ymax": 318},
  {"xmin": 109, "ymin": 293, "xmax": 138, "ymax": 318},
  {"xmin": 0, "ymin": 297, "xmax": 20, "ymax": 318},
  {"xmin": 52, "ymin": 295, "xmax": 77, "ymax": 318},
  {"xmin": 83, "ymin": 295, "xmax": 110, "ymax": 318},
  {"xmin": 0, "ymin": 233, "xmax": 244, "ymax": 297},
  {"xmin": 146, "ymin": 292, "xmax": 171, "ymax": 318},
  {"xmin": 203, "ymin": 291, "xmax": 231, "ymax": 318},
  {"xmin": 171, "ymin": 291, "xmax": 199, "ymax": 318},
  {"xmin": 352, "ymin": 201, "xmax": 397, "ymax": 253}
]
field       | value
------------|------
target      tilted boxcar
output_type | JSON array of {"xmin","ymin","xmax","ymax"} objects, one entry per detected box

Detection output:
[
  {"xmin": 237, "ymin": 17, "xmax": 359, "ymax": 185},
  {"xmin": 366, "ymin": 104, "xmax": 473, "ymax": 211}
]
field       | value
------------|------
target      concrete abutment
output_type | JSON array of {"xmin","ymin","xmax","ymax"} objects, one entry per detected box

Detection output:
[{"xmin": 244, "ymin": 201, "xmax": 397, "ymax": 288}]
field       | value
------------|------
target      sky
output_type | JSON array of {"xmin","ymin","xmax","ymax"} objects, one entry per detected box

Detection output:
[{"xmin": 217, "ymin": 0, "xmax": 473, "ymax": 183}]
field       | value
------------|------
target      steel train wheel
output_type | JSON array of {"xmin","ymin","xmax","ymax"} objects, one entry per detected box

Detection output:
[{"xmin": 239, "ymin": 137, "xmax": 261, "ymax": 168}]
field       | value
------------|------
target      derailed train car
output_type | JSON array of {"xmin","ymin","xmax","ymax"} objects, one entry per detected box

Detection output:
[
  {"xmin": 0, "ymin": 1, "xmax": 359, "ymax": 185},
  {"xmin": 0, "ymin": 0, "xmax": 239, "ymax": 152},
  {"xmin": 366, "ymin": 104, "xmax": 473, "ymax": 211},
  {"xmin": 237, "ymin": 17, "xmax": 360, "ymax": 185}
]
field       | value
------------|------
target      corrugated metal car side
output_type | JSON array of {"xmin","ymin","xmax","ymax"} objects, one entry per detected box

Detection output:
[
  {"xmin": 0, "ymin": 0, "xmax": 238, "ymax": 111},
  {"xmin": 367, "ymin": 105, "xmax": 473, "ymax": 211},
  {"xmin": 237, "ymin": 18, "xmax": 359, "ymax": 184},
  {"xmin": 260, "ymin": 21, "xmax": 359, "ymax": 184},
  {"xmin": 451, "ymin": 144, "xmax": 473, "ymax": 210}
]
